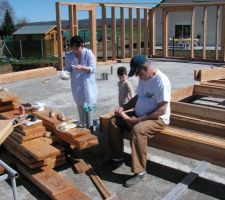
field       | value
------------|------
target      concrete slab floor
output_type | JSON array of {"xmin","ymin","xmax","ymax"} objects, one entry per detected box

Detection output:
[{"xmin": 0, "ymin": 58, "xmax": 225, "ymax": 200}]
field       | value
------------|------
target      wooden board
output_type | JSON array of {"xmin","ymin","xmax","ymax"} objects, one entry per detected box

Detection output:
[
  {"xmin": 0, "ymin": 67, "xmax": 57, "ymax": 84},
  {"xmin": 20, "ymin": 138, "xmax": 61, "ymax": 161},
  {"xmin": 15, "ymin": 126, "xmax": 46, "ymax": 136},
  {"xmin": 171, "ymin": 85, "xmax": 194, "ymax": 102},
  {"xmin": 54, "ymin": 188, "xmax": 91, "ymax": 200},
  {"xmin": 16, "ymin": 163, "xmax": 75, "ymax": 198},
  {"xmin": 11, "ymin": 131, "xmax": 44, "ymax": 143},
  {"xmin": 193, "ymin": 84, "xmax": 225, "ymax": 99},
  {"xmin": 0, "ymin": 91, "xmax": 19, "ymax": 103},
  {"xmin": 0, "ymin": 120, "xmax": 13, "ymax": 145},
  {"xmin": 194, "ymin": 67, "xmax": 225, "ymax": 82}
]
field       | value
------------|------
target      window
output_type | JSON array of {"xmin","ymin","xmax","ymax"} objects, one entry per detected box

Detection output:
[{"xmin": 175, "ymin": 25, "xmax": 191, "ymax": 38}]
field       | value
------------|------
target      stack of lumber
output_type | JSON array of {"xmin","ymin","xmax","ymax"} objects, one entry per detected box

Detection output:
[
  {"xmin": 0, "ymin": 90, "xmax": 20, "ymax": 112},
  {"xmin": 0, "ymin": 109, "xmax": 66, "ymax": 169},
  {"xmin": 0, "ymin": 91, "xmax": 92, "ymax": 199},
  {"xmin": 33, "ymin": 110, "xmax": 98, "ymax": 150}
]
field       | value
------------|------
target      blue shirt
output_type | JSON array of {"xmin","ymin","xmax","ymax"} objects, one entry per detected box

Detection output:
[{"xmin": 64, "ymin": 48, "xmax": 98, "ymax": 106}]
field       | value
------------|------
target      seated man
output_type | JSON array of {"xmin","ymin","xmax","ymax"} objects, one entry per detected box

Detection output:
[{"xmin": 104, "ymin": 54, "xmax": 171, "ymax": 187}]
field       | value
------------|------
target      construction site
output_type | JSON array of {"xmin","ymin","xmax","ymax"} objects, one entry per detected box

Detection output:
[{"xmin": 1, "ymin": 1, "xmax": 225, "ymax": 200}]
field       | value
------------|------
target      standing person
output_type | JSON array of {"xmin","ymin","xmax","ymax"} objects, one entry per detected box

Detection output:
[
  {"xmin": 62, "ymin": 35, "xmax": 98, "ymax": 129},
  {"xmin": 117, "ymin": 66, "xmax": 135, "ymax": 107},
  {"xmin": 105, "ymin": 54, "xmax": 171, "ymax": 187}
]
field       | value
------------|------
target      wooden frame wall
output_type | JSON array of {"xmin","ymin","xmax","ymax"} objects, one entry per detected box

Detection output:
[{"xmin": 56, "ymin": 2, "xmax": 225, "ymax": 69}]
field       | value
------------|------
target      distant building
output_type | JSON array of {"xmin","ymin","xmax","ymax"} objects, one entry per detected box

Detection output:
[
  {"xmin": 12, "ymin": 25, "xmax": 61, "ymax": 57},
  {"xmin": 155, "ymin": 0, "xmax": 224, "ymax": 47}
]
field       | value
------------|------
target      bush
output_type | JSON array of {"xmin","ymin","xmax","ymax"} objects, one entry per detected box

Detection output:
[{"xmin": 10, "ymin": 57, "xmax": 59, "ymax": 71}]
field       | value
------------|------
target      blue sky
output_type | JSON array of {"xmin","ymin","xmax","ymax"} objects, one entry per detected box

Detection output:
[{"xmin": 8, "ymin": 0, "xmax": 161, "ymax": 23}]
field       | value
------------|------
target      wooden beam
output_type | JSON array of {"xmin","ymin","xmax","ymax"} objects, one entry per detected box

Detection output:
[
  {"xmin": 202, "ymin": 6, "xmax": 207, "ymax": 59},
  {"xmin": 215, "ymin": 6, "xmax": 220, "ymax": 60},
  {"xmin": 222, "ymin": 5, "xmax": 225, "ymax": 61},
  {"xmin": 120, "ymin": 7, "xmax": 125, "ymax": 59},
  {"xmin": 162, "ymin": 8, "xmax": 168, "ymax": 57},
  {"xmin": 56, "ymin": 2, "xmax": 63, "ymax": 70},
  {"xmin": 102, "ymin": 5, "xmax": 107, "ymax": 61},
  {"xmin": 76, "ymin": 4, "xmax": 95, "ymax": 11},
  {"xmin": 193, "ymin": 84, "xmax": 225, "ymax": 99},
  {"xmin": 137, "ymin": 8, "xmax": 141, "ymax": 54},
  {"xmin": 164, "ymin": 6, "xmax": 193, "ymax": 13},
  {"xmin": 191, "ymin": 7, "xmax": 195, "ymax": 59},
  {"xmin": 171, "ymin": 85, "xmax": 194, "ymax": 102},
  {"xmin": 171, "ymin": 101, "xmax": 225, "ymax": 123},
  {"xmin": 89, "ymin": 8, "xmax": 97, "ymax": 57},
  {"xmin": 69, "ymin": 5, "xmax": 74, "ymax": 37},
  {"xmin": 194, "ymin": 67, "xmax": 225, "ymax": 82},
  {"xmin": 149, "ymin": 9, "xmax": 156, "ymax": 56},
  {"xmin": 0, "ymin": 67, "xmax": 57, "ymax": 84},
  {"xmin": 129, "ymin": 8, "xmax": 134, "ymax": 58},
  {"xmin": 73, "ymin": 5, "xmax": 78, "ymax": 36},
  {"xmin": 111, "ymin": 7, "xmax": 116, "ymax": 60},
  {"xmin": 144, "ymin": 9, "xmax": 149, "ymax": 56}
]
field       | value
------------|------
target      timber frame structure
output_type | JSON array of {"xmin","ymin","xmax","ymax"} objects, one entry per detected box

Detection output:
[{"xmin": 56, "ymin": 2, "xmax": 225, "ymax": 69}]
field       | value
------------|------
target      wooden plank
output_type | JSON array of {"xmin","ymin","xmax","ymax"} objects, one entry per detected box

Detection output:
[
  {"xmin": 194, "ymin": 67, "xmax": 225, "ymax": 82},
  {"xmin": 0, "ymin": 103, "xmax": 18, "ymax": 112},
  {"xmin": 171, "ymin": 85, "xmax": 194, "ymax": 102},
  {"xmin": 193, "ymin": 84, "xmax": 225, "ymax": 98},
  {"xmin": 0, "ymin": 67, "xmax": 57, "ymax": 84},
  {"xmin": 11, "ymin": 131, "xmax": 44, "ymax": 143},
  {"xmin": 69, "ymin": 5, "xmax": 74, "ymax": 37},
  {"xmin": 215, "ymin": 6, "xmax": 220, "ymax": 60},
  {"xmin": 201, "ymin": 80, "xmax": 225, "ymax": 88},
  {"xmin": 76, "ymin": 4, "xmax": 95, "ymax": 11},
  {"xmin": 162, "ymin": 8, "xmax": 168, "ymax": 57},
  {"xmin": 144, "ymin": 9, "xmax": 149, "ymax": 56},
  {"xmin": 15, "ymin": 126, "xmax": 46, "ymax": 136},
  {"xmin": 0, "ymin": 91, "xmax": 19, "ymax": 103},
  {"xmin": 0, "ymin": 120, "xmax": 13, "ymax": 145},
  {"xmin": 162, "ymin": 161, "xmax": 209, "ymax": 200},
  {"xmin": 111, "ymin": 6, "xmax": 116, "ymax": 60},
  {"xmin": 202, "ymin": 6, "xmax": 207, "ymax": 59},
  {"xmin": 89, "ymin": 8, "xmax": 97, "ymax": 57},
  {"xmin": 120, "ymin": 7, "xmax": 125, "ymax": 59},
  {"xmin": 171, "ymin": 101, "xmax": 225, "ymax": 123},
  {"xmin": 73, "ymin": 5, "xmax": 78, "ymax": 36},
  {"xmin": 137, "ymin": 8, "xmax": 141, "ymax": 54},
  {"xmin": 54, "ymin": 188, "xmax": 91, "ymax": 200},
  {"xmin": 56, "ymin": 2, "xmax": 63, "ymax": 70},
  {"xmin": 16, "ymin": 163, "xmax": 75, "ymax": 198},
  {"xmin": 129, "ymin": 8, "xmax": 133, "ymax": 58},
  {"xmin": 21, "ymin": 138, "xmax": 61, "ymax": 161},
  {"xmin": 171, "ymin": 113, "xmax": 225, "ymax": 138},
  {"xmin": 102, "ymin": 5, "xmax": 107, "ymax": 62},
  {"xmin": 149, "ymin": 9, "xmax": 155, "ymax": 56},
  {"xmin": 191, "ymin": 8, "xmax": 195, "ymax": 59},
  {"xmin": 222, "ymin": 5, "xmax": 225, "ymax": 61}
]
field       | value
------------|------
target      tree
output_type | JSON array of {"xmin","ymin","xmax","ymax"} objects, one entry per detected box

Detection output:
[
  {"xmin": 1, "ymin": 9, "xmax": 15, "ymax": 36},
  {"xmin": 0, "ymin": 0, "xmax": 14, "ymax": 24}
]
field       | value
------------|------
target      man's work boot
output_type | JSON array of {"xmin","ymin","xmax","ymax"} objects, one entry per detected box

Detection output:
[{"xmin": 124, "ymin": 172, "xmax": 147, "ymax": 188}]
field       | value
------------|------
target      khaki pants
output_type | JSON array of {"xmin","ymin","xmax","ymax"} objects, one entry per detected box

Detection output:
[{"xmin": 105, "ymin": 116, "xmax": 167, "ymax": 173}]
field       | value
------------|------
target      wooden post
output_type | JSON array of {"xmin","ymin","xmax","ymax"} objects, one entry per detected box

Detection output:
[
  {"xmin": 129, "ymin": 8, "xmax": 133, "ymax": 58},
  {"xmin": 162, "ymin": 8, "xmax": 168, "ymax": 57},
  {"xmin": 191, "ymin": 7, "xmax": 195, "ymax": 59},
  {"xmin": 111, "ymin": 7, "xmax": 116, "ymax": 60},
  {"xmin": 149, "ymin": 9, "xmax": 155, "ymax": 56},
  {"xmin": 89, "ymin": 8, "xmax": 97, "ymax": 57},
  {"xmin": 69, "ymin": 5, "xmax": 74, "ymax": 37},
  {"xmin": 73, "ymin": 5, "xmax": 78, "ymax": 36},
  {"xmin": 215, "ymin": 6, "xmax": 220, "ymax": 60},
  {"xmin": 137, "ymin": 8, "xmax": 141, "ymax": 54},
  {"xmin": 120, "ymin": 7, "xmax": 125, "ymax": 59},
  {"xmin": 56, "ymin": 2, "xmax": 63, "ymax": 70},
  {"xmin": 202, "ymin": 6, "xmax": 207, "ymax": 59},
  {"xmin": 144, "ymin": 9, "xmax": 149, "ymax": 56},
  {"xmin": 222, "ymin": 5, "xmax": 225, "ymax": 61},
  {"xmin": 102, "ymin": 5, "xmax": 107, "ymax": 61}
]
